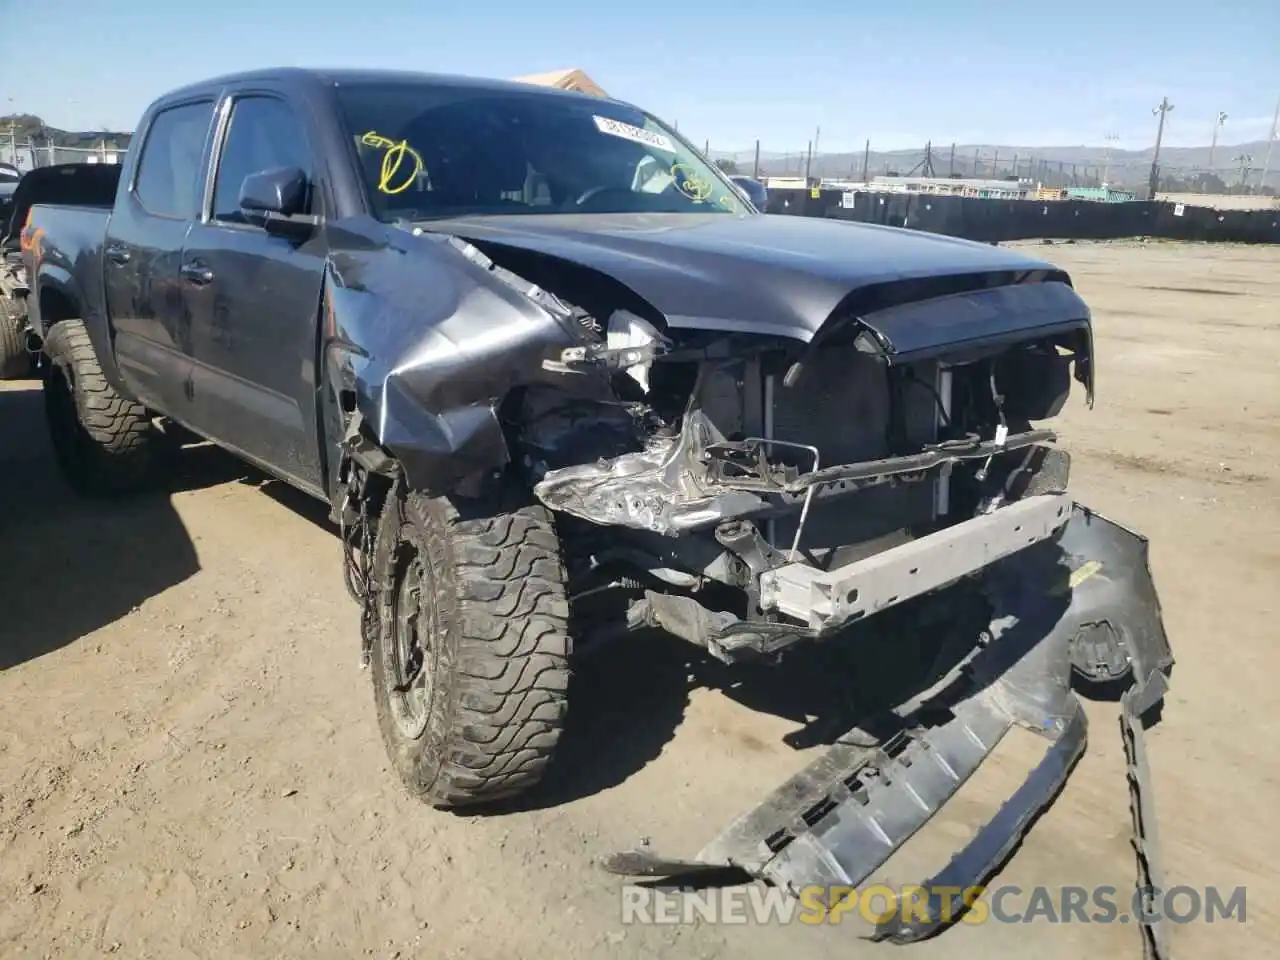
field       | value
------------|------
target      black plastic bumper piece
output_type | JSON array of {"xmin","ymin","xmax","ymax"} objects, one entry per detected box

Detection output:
[{"xmin": 602, "ymin": 502, "xmax": 1173, "ymax": 957}]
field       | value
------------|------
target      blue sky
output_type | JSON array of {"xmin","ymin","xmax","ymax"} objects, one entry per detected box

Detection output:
[{"xmin": 8, "ymin": 0, "xmax": 1279, "ymax": 153}]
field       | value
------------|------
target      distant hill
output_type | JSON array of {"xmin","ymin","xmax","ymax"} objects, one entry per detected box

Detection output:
[
  {"xmin": 0, "ymin": 114, "xmax": 132, "ymax": 151},
  {"xmin": 712, "ymin": 139, "xmax": 1277, "ymax": 193}
]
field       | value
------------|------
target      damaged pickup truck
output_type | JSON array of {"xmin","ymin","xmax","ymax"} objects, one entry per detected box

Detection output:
[{"xmin": 23, "ymin": 69, "xmax": 1174, "ymax": 952}]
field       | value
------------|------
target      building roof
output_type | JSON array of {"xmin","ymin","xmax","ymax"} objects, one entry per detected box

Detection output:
[{"xmin": 511, "ymin": 68, "xmax": 608, "ymax": 98}]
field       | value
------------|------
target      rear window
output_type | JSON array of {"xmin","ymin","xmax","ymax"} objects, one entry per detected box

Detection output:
[{"xmin": 133, "ymin": 100, "xmax": 215, "ymax": 219}]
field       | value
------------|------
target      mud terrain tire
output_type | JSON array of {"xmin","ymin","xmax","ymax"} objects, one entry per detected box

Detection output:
[
  {"xmin": 370, "ymin": 488, "xmax": 572, "ymax": 807},
  {"xmin": 0, "ymin": 298, "xmax": 28, "ymax": 379},
  {"xmin": 43, "ymin": 319, "xmax": 156, "ymax": 495}
]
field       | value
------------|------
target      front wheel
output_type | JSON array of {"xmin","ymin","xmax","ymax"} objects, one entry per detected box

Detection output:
[{"xmin": 369, "ymin": 488, "xmax": 572, "ymax": 807}]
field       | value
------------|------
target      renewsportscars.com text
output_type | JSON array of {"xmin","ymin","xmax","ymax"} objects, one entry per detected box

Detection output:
[{"xmin": 621, "ymin": 883, "xmax": 1247, "ymax": 927}]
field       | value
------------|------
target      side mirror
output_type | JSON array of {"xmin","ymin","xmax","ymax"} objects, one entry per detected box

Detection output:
[
  {"xmin": 239, "ymin": 166, "xmax": 317, "ymax": 237},
  {"xmin": 729, "ymin": 176, "xmax": 768, "ymax": 211}
]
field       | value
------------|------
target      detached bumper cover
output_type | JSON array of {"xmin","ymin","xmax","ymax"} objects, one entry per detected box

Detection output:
[{"xmin": 604, "ymin": 504, "xmax": 1173, "ymax": 955}]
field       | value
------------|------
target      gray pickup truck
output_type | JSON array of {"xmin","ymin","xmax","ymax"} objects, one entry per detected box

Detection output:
[{"xmin": 23, "ymin": 68, "xmax": 1174, "ymax": 949}]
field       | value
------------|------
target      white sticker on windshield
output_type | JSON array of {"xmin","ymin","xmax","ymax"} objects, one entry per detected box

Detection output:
[{"xmin": 592, "ymin": 115, "xmax": 676, "ymax": 153}]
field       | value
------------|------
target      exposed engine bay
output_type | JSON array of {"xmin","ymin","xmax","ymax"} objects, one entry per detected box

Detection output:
[{"xmin": 497, "ymin": 266, "xmax": 1087, "ymax": 661}]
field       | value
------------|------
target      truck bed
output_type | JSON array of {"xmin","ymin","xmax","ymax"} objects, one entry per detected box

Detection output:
[
  {"xmin": 23, "ymin": 204, "xmax": 111, "ymax": 342},
  {"xmin": 4, "ymin": 162, "xmax": 119, "ymax": 244}
]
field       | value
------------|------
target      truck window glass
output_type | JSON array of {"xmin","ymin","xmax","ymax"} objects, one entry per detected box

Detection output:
[
  {"xmin": 212, "ymin": 96, "xmax": 313, "ymax": 223},
  {"xmin": 333, "ymin": 81, "xmax": 745, "ymax": 222},
  {"xmin": 133, "ymin": 100, "xmax": 215, "ymax": 219}
]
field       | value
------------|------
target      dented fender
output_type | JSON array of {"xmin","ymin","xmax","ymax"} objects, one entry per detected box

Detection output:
[{"xmin": 321, "ymin": 222, "xmax": 584, "ymax": 493}]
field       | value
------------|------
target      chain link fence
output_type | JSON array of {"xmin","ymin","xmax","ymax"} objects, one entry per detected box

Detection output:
[
  {"xmin": 704, "ymin": 141, "xmax": 1276, "ymax": 195},
  {"xmin": 0, "ymin": 134, "xmax": 126, "ymax": 174}
]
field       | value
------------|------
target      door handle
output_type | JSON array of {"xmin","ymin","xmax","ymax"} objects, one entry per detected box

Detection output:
[
  {"xmin": 180, "ymin": 262, "xmax": 215, "ymax": 285},
  {"xmin": 105, "ymin": 244, "xmax": 131, "ymax": 265}
]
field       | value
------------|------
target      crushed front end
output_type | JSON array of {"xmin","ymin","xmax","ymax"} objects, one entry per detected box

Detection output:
[{"xmin": 522, "ymin": 279, "xmax": 1101, "ymax": 662}]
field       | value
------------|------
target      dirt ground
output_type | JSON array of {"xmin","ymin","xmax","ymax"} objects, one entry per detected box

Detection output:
[{"xmin": 1, "ymin": 240, "xmax": 1277, "ymax": 960}]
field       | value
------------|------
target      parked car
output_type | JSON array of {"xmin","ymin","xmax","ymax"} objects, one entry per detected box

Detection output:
[
  {"xmin": 22, "ymin": 68, "xmax": 1173, "ymax": 947},
  {"xmin": 729, "ymin": 173, "xmax": 768, "ymax": 211}
]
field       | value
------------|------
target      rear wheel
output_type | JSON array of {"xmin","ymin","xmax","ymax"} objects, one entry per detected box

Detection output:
[
  {"xmin": 43, "ymin": 319, "xmax": 157, "ymax": 495},
  {"xmin": 0, "ymin": 298, "xmax": 29, "ymax": 379},
  {"xmin": 369, "ymin": 487, "xmax": 572, "ymax": 807}
]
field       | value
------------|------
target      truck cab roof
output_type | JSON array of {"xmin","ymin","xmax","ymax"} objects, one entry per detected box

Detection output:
[{"xmin": 158, "ymin": 66, "xmax": 619, "ymax": 108}]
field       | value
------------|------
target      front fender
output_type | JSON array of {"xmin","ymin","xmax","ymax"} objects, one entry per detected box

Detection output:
[{"xmin": 322, "ymin": 223, "xmax": 583, "ymax": 494}]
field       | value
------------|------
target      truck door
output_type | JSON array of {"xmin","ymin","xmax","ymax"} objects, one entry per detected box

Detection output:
[
  {"xmin": 103, "ymin": 98, "xmax": 216, "ymax": 415},
  {"xmin": 180, "ymin": 92, "xmax": 327, "ymax": 493}
]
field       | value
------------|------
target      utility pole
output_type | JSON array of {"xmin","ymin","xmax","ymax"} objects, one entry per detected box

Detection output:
[
  {"xmin": 1259, "ymin": 97, "xmax": 1279, "ymax": 195},
  {"xmin": 752, "ymin": 139, "xmax": 760, "ymax": 179},
  {"xmin": 804, "ymin": 139, "xmax": 813, "ymax": 181},
  {"xmin": 862, "ymin": 138, "xmax": 870, "ymax": 181},
  {"xmin": 1233, "ymin": 154, "xmax": 1253, "ymax": 191},
  {"xmin": 948, "ymin": 142, "xmax": 955, "ymax": 176},
  {"xmin": 1148, "ymin": 96, "xmax": 1174, "ymax": 199},
  {"xmin": 1208, "ymin": 111, "xmax": 1227, "ymax": 171},
  {"xmin": 1101, "ymin": 132, "xmax": 1119, "ymax": 185}
]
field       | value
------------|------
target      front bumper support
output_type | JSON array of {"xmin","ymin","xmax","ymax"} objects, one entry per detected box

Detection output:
[{"xmin": 760, "ymin": 493, "xmax": 1073, "ymax": 630}]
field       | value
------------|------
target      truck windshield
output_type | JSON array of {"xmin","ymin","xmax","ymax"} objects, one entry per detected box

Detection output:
[{"xmin": 333, "ymin": 81, "xmax": 749, "ymax": 222}]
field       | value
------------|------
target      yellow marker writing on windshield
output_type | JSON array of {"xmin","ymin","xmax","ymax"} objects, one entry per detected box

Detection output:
[
  {"xmin": 361, "ymin": 131, "xmax": 424, "ymax": 195},
  {"xmin": 670, "ymin": 163, "xmax": 713, "ymax": 202}
]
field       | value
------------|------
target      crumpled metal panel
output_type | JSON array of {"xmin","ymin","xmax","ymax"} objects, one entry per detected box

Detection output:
[
  {"xmin": 320, "ymin": 215, "xmax": 1098, "ymax": 499},
  {"xmin": 420, "ymin": 213, "xmax": 1081, "ymax": 344},
  {"xmin": 323, "ymin": 224, "xmax": 583, "ymax": 493}
]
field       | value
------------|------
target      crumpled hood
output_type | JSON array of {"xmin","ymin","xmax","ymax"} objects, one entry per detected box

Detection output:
[{"xmin": 424, "ymin": 212, "xmax": 1069, "ymax": 342}]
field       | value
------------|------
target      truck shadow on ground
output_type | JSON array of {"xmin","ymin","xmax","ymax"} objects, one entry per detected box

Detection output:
[
  {"xmin": 507, "ymin": 596, "xmax": 981, "ymax": 813},
  {"xmin": 0, "ymin": 381, "xmax": 246, "ymax": 671}
]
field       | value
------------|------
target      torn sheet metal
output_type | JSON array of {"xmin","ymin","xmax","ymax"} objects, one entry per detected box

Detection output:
[
  {"xmin": 534, "ymin": 412, "xmax": 1058, "ymax": 536},
  {"xmin": 324, "ymin": 227, "xmax": 589, "ymax": 493},
  {"xmin": 322, "ymin": 212, "xmax": 1095, "ymax": 500},
  {"xmin": 602, "ymin": 502, "xmax": 1173, "ymax": 949}
]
